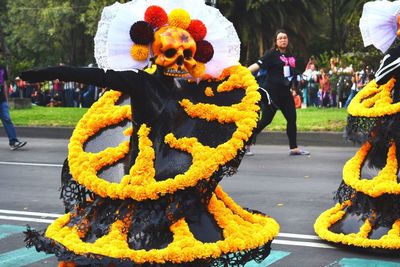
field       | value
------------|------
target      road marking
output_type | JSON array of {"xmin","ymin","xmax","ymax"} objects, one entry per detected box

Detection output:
[
  {"xmin": 245, "ymin": 250, "xmax": 291, "ymax": 266},
  {"xmin": 336, "ymin": 258, "xmax": 400, "ymax": 267},
  {"xmin": 0, "ymin": 215, "xmax": 54, "ymax": 224},
  {"xmin": 0, "ymin": 209, "xmax": 61, "ymax": 218},
  {"xmin": 273, "ymin": 239, "xmax": 336, "ymax": 249},
  {"xmin": 0, "ymin": 225, "xmax": 27, "ymax": 239},
  {"xmin": 0, "ymin": 247, "xmax": 53, "ymax": 267},
  {"xmin": 0, "ymin": 161, "xmax": 62, "ymax": 168},
  {"xmin": 0, "ymin": 209, "xmax": 337, "ymax": 251},
  {"xmin": 278, "ymin": 232, "xmax": 321, "ymax": 240}
]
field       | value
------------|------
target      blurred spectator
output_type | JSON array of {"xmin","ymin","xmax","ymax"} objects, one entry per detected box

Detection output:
[
  {"xmin": 64, "ymin": 81, "xmax": 75, "ymax": 107},
  {"xmin": 0, "ymin": 64, "xmax": 27, "ymax": 150},
  {"xmin": 82, "ymin": 84, "xmax": 96, "ymax": 107},
  {"xmin": 15, "ymin": 77, "xmax": 26, "ymax": 98},
  {"xmin": 52, "ymin": 79, "xmax": 64, "ymax": 105},
  {"xmin": 344, "ymin": 72, "xmax": 361, "ymax": 108},
  {"xmin": 8, "ymin": 81, "xmax": 19, "ymax": 98},
  {"xmin": 302, "ymin": 60, "xmax": 319, "ymax": 107},
  {"xmin": 318, "ymin": 68, "xmax": 331, "ymax": 107},
  {"xmin": 292, "ymin": 89, "xmax": 302, "ymax": 109},
  {"xmin": 329, "ymin": 57, "xmax": 339, "ymax": 74},
  {"xmin": 31, "ymin": 83, "xmax": 44, "ymax": 106}
]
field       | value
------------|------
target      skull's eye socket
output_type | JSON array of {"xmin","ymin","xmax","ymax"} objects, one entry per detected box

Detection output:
[
  {"xmin": 164, "ymin": 49, "xmax": 177, "ymax": 58},
  {"xmin": 184, "ymin": 49, "xmax": 193, "ymax": 59}
]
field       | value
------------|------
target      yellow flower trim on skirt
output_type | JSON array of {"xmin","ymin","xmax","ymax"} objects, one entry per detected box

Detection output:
[
  {"xmin": 314, "ymin": 201, "xmax": 400, "ymax": 249},
  {"xmin": 67, "ymin": 65, "xmax": 260, "ymax": 201},
  {"xmin": 347, "ymin": 78, "xmax": 400, "ymax": 117},
  {"xmin": 342, "ymin": 142, "xmax": 400, "ymax": 197},
  {"xmin": 45, "ymin": 186, "xmax": 279, "ymax": 264}
]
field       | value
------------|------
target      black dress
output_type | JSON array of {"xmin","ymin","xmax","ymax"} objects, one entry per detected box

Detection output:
[{"xmin": 22, "ymin": 65, "xmax": 279, "ymax": 266}]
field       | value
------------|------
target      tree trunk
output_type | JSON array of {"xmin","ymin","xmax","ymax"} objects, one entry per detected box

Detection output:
[{"xmin": 258, "ymin": 32, "xmax": 264, "ymax": 57}]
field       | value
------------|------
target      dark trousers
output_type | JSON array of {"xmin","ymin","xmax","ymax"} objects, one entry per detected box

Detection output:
[{"xmin": 250, "ymin": 90, "xmax": 297, "ymax": 149}]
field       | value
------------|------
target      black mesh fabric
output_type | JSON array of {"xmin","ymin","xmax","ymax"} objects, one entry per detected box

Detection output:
[
  {"xmin": 25, "ymin": 226, "xmax": 271, "ymax": 267},
  {"xmin": 24, "ymin": 64, "xmax": 275, "ymax": 266},
  {"xmin": 335, "ymin": 181, "xmax": 400, "ymax": 227},
  {"xmin": 25, "ymin": 148, "xmax": 268, "ymax": 265}
]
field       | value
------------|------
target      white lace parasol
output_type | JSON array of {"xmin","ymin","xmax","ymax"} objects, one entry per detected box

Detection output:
[{"xmin": 94, "ymin": 0, "xmax": 240, "ymax": 78}]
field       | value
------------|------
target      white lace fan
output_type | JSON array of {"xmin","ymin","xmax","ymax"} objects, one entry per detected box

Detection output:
[{"xmin": 359, "ymin": 0, "xmax": 400, "ymax": 53}]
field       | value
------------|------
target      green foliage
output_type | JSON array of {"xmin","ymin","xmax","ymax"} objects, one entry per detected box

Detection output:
[
  {"xmin": 81, "ymin": 0, "xmax": 128, "ymax": 36},
  {"xmin": 218, "ymin": 0, "xmax": 321, "ymax": 65},
  {"xmin": 0, "ymin": 0, "xmax": 389, "ymax": 78},
  {"xmin": 315, "ymin": 51, "xmax": 338, "ymax": 70},
  {"xmin": 3, "ymin": 0, "xmax": 93, "ymax": 76}
]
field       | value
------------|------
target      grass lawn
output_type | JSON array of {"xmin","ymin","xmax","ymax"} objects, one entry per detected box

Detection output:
[
  {"xmin": 10, "ymin": 106, "xmax": 88, "ymax": 127},
  {"xmin": 10, "ymin": 106, "xmax": 349, "ymax": 131},
  {"xmin": 268, "ymin": 107, "xmax": 348, "ymax": 132}
]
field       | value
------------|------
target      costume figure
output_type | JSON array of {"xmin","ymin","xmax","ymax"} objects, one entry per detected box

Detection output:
[
  {"xmin": 314, "ymin": 0, "xmax": 400, "ymax": 250},
  {"xmin": 21, "ymin": 1, "xmax": 279, "ymax": 266}
]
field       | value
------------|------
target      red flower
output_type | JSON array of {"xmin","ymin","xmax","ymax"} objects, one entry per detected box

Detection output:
[
  {"xmin": 187, "ymin": 20, "xmax": 207, "ymax": 41},
  {"xmin": 194, "ymin": 40, "xmax": 214, "ymax": 63},
  {"xmin": 130, "ymin": 21, "xmax": 154, "ymax": 44},
  {"xmin": 144, "ymin": 6, "xmax": 168, "ymax": 28}
]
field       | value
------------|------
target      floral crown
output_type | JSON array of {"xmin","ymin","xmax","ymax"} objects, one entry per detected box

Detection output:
[
  {"xmin": 129, "ymin": 5, "xmax": 214, "ymax": 64},
  {"xmin": 94, "ymin": 0, "xmax": 240, "ymax": 78}
]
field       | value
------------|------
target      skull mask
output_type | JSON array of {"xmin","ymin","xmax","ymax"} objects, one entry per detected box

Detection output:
[{"xmin": 152, "ymin": 26, "xmax": 198, "ymax": 77}]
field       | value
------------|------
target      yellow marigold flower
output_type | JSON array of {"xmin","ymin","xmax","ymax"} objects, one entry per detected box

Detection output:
[
  {"xmin": 168, "ymin": 9, "xmax": 191, "ymax": 29},
  {"xmin": 130, "ymin": 44, "xmax": 149, "ymax": 61},
  {"xmin": 204, "ymin": 87, "xmax": 214, "ymax": 97}
]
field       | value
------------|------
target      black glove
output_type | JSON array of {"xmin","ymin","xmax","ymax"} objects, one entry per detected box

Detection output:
[
  {"xmin": 20, "ymin": 68, "xmax": 58, "ymax": 83},
  {"xmin": 375, "ymin": 46, "xmax": 400, "ymax": 85}
]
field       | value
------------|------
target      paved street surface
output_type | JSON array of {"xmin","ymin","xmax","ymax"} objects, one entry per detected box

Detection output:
[{"xmin": 0, "ymin": 137, "xmax": 399, "ymax": 266}]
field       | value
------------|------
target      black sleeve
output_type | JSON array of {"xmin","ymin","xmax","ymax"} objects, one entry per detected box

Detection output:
[
  {"xmin": 256, "ymin": 50, "xmax": 273, "ymax": 69},
  {"xmin": 20, "ymin": 66, "xmax": 147, "ymax": 94}
]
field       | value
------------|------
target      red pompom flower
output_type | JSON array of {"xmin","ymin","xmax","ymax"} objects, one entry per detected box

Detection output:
[
  {"xmin": 130, "ymin": 21, "xmax": 154, "ymax": 44},
  {"xmin": 187, "ymin": 20, "xmax": 207, "ymax": 41},
  {"xmin": 145, "ymin": 6, "xmax": 168, "ymax": 28},
  {"xmin": 194, "ymin": 40, "xmax": 214, "ymax": 63}
]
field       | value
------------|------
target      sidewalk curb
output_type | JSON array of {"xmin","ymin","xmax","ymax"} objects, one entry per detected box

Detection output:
[{"xmin": 0, "ymin": 126, "xmax": 356, "ymax": 147}]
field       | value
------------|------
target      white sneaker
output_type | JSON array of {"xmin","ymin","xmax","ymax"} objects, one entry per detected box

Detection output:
[
  {"xmin": 245, "ymin": 145, "xmax": 254, "ymax": 156},
  {"xmin": 10, "ymin": 140, "xmax": 27, "ymax": 150}
]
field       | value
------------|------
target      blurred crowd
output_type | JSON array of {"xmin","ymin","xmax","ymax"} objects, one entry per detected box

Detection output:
[
  {"xmin": 294, "ymin": 56, "xmax": 374, "ymax": 109},
  {"xmin": 8, "ymin": 77, "xmax": 106, "ymax": 108},
  {"xmin": 10, "ymin": 57, "xmax": 375, "ymax": 110}
]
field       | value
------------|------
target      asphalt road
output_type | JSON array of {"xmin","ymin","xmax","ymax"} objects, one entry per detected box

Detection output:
[{"xmin": 0, "ymin": 137, "xmax": 399, "ymax": 266}]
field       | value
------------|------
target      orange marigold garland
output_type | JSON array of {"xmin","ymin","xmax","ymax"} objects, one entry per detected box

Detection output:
[
  {"xmin": 68, "ymin": 65, "xmax": 260, "ymax": 201},
  {"xmin": 348, "ymin": 78, "xmax": 400, "ymax": 117},
  {"xmin": 45, "ymin": 187, "xmax": 279, "ymax": 264}
]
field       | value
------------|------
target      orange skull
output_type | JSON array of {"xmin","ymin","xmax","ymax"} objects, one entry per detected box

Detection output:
[{"xmin": 152, "ymin": 26, "xmax": 199, "ymax": 77}]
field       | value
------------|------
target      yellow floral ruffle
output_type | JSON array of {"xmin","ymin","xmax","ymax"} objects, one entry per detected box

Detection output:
[
  {"xmin": 45, "ymin": 186, "xmax": 279, "ymax": 264},
  {"xmin": 314, "ymin": 201, "xmax": 400, "ymax": 249},
  {"xmin": 67, "ymin": 65, "xmax": 260, "ymax": 201},
  {"xmin": 348, "ymin": 78, "xmax": 400, "ymax": 117},
  {"xmin": 343, "ymin": 142, "xmax": 400, "ymax": 197}
]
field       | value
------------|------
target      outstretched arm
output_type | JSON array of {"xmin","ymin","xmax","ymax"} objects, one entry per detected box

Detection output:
[
  {"xmin": 20, "ymin": 66, "xmax": 147, "ymax": 94},
  {"xmin": 248, "ymin": 63, "xmax": 260, "ymax": 73}
]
